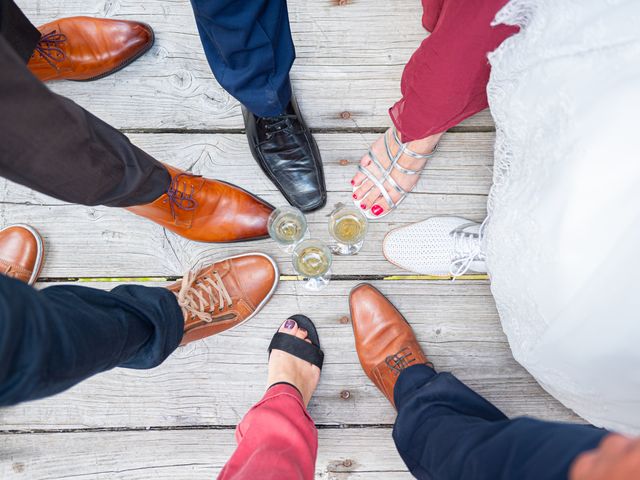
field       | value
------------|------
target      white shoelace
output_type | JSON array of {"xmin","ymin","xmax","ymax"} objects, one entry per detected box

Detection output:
[
  {"xmin": 176, "ymin": 271, "xmax": 233, "ymax": 323},
  {"xmin": 449, "ymin": 218, "xmax": 488, "ymax": 278}
]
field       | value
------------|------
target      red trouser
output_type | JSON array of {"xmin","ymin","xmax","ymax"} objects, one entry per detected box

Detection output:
[
  {"xmin": 390, "ymin": 0, "xmax": 519, "ymax": 142},
  {"xmin": 218, "ymin": 384, "xmax": 317, "ymax": 480}
]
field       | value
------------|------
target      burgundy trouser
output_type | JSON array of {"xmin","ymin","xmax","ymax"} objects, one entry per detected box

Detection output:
[
  {"xmin": 390, "ymin": 0, "xmax": 519, "ymax": 142},
  {"xmin": 218, "ymin": 384, "xmax": 317, "ymax": 480}
]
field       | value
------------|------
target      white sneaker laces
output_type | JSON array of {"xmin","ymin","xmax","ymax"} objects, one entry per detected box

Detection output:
[
  {"xmin": 176, "ymin": 271, "xmax": 233, "ymax": 323},
  {"xmin": 449, "ymin": 218, "xmax": 488, "ymax": 278}
]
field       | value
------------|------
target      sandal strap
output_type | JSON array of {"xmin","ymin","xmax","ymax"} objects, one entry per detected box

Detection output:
[
  {"xmin": 380, "ymin": 161, "xmax": 406, "ymax": 196},
  {"xmin": 358, "ymin": 164, "xmax": 397, "ymax": 209},
  {"xmin": 391, "ymin": 127, "xmax": 438, "ymax": 159},
  {"xmin": 367, "ymin": 148, "xmax": 387, "ymax": 174},
  {"xmin": 357, "ymin": 126, "xmax": 438, "ymax": 212},
  {"xmin": 384, "ymin": 128, "xmax": 396, "ymax": 165},
  {"xmin": 269, "ymin": 332, "xmax": 324, "ymax": 370}
]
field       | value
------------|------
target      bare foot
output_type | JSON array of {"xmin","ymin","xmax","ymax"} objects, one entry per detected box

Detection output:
[
  {"xmin": 351, "ymin": 129, "xmax": 442, "ymax": 217},
  {"xmin": 267, "ymin": 318, "xmax": 321, "ymax": 407}
]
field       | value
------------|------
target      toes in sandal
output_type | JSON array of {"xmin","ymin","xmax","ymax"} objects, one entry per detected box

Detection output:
[
  {"xmin": 353, "ymin": 126, "xmax": 438, "ymax": 220},
  {"xmin": 268, "ymin": 314, "xmax": 324, "ymax": 370}
]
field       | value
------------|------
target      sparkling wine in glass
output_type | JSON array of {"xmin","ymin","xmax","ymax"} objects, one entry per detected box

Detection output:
[
  {"xmin": 268, "ymin": 206, "xmax": 308, "ymax": 252},
  {"xmin": 292, "ymin": 239, "xmax": 332, "ymax": 291},
  {"xmin": 328, "ymin": 205, "xmax": 368, "ymax": 255}
]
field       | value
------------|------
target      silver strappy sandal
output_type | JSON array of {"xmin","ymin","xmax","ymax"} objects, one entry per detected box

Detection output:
[{"xmin": 352, "ymin": 126, "xmax": 437, "ymax": 219}]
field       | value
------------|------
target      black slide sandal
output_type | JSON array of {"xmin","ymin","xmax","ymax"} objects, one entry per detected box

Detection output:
[{"xmin": 268, "ymin": 314, "xmax": 324, "ymax": 370}]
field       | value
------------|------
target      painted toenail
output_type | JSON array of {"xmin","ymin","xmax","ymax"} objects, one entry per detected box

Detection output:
[
  {"xmin": 350, "ymin": 180, "xmax": 355, "ymax": 186},
  {"xmin": 360, "ymin": 204, "xmax": 366, "ymax": 209},
  {"xmin": 352, "ymin": 194, "xmax": 357, "ymax": 199},
  {"xmin": 371, "ymin": 205, "xmax": 384, "ymax": 216},
  {"xmin": 283, "ymin": 319, "xmax": 296, "ymax": 330}
]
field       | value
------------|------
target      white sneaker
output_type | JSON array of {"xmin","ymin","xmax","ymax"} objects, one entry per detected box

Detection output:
[{"xmin": 383, "ymin": 216, "xmax": 487, "ymax": 276}]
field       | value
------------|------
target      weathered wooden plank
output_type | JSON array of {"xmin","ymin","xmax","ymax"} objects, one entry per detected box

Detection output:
[
  {"xmin": 0, "ymin": 280, "xmax": 579, "ymax": 430},
  {"xmin": 0, "ymin": 429, "xmax": 411, "ymax": 479},
  {"xmin": 0, "ymin": 132, "xmax": 492, "ymax": 277},
  {"xmin": 20, "ymin": 0, "xmax": 494, "ymax": 130}
]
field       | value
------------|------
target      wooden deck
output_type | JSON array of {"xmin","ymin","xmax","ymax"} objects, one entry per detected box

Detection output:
[{"xmin": 1, "ymin": 1, "xmax": 579, "ymax": 478}]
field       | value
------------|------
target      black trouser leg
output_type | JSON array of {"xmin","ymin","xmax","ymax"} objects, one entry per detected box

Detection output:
[
  {"xmin": 0, "ymin": 0, "xmax": 39, "ymax": 62},
  {"xmin": 0, "ymin": 275, "xmax": 184, "ymax": 406},
  {"xmin": 0, "ymin": 4, "xmax": 170, "ymax": 207}
]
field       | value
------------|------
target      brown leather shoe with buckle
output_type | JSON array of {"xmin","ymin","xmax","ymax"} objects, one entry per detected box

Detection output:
[
  {"xmin": 168, "ymin": 253, "xmax": 279, "ymax": 345},
  {"xmin": 349, "ymin": 283, "xmax": 431, "ymax": 409},
  {"xmin": 0, "ymin": 224, "xmax": 44, "ymax": 285},
  {"xmin": 127, "ymin": 164, "xmax": 274, "ymax": 243},
  {"xmin": 27, "ymin": 16, "xmax": 154, "ymax": 82}
]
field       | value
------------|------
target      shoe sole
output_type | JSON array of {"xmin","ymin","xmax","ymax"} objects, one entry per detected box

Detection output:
[
  {"xmin": 0, "ymin": 224, "xmax": 45, "ymax": 286},
  {"xmin": 69, "ymin": 23, "xmax": 155, "ymax": 82}
]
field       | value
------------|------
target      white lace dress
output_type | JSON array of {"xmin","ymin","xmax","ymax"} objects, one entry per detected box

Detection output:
[{"xmin": 485, "ymin": 0, "xmax": 640, "ymax": 433}]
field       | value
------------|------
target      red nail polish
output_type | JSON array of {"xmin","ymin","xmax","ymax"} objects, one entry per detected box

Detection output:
[
  {"xmin": 350, "ymin": 180, "xmax": 355, "ymax": 186},
  {"xmin": 360, "ymin": 204, "xmax": 366, "ymax": 209},
  {"xmin": 352, "ymin": 193, "xmax": 357, "ymax": 199},
  {"xmin": 371, "ymin": 205, "xmax": 384, "ymax": 216}
]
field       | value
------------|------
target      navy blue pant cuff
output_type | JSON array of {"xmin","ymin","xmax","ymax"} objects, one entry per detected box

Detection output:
[{"xmin": 394, "ymin": 364, "xmax": 438, "ymax": 410}]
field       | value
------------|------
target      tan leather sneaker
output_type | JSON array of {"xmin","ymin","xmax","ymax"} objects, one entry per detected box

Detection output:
[
  {"xmin": 0, "ymin": 224, "xmax": 44, "ymax": 285},
  {"xmin": 168, "ymin": 253, "xmax": 279, "ymax": 345},
  {"xmin": 28, "ymin": 17, "xmax": 154, "ymax": 82},
  {"xmin": 349, "ymin": 283, "xmax": 431, "ymax": 409},
  {"xmin": 127, "ymin": 165, "xmax": 274, "ymax": 243}
]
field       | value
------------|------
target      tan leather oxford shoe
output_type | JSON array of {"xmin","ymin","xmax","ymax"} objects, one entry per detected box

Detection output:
[
  {"xmin": 27, "ymin": 16, "xmax": 154, "ymax": 82},
  {"xmin": 0, "ymin": 224, "xmax": 44, "ymax": 285},
  {"xmin": 168, "ymin": 253, "xmax": 279, "ymax": 345},
  {"xmin": 127, "ymin": 165, "xmax": 274, "ymax": 243},
  {"xmin": 349, "ymin": 283, "xmax": 430, "ymax": 409}
]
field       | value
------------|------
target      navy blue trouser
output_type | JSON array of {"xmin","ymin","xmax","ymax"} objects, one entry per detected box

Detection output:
[
  {"xmin": 393, "ymin": 365, "xmax": 609, "ymax": 480},
  {"xmin": 189, "ymin": 0, "xmax": 294, "ymax": 117},
  {"xmin": 0, "ymin": 275, "xmax": 183, "ymax": 406}
]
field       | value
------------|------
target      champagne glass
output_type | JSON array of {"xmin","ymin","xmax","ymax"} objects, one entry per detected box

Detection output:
[
  {"xmin": 268, "ymin": 206, "xmax": 308, "ymax": 252},
  {"xmin": 328, "ymin": 204, "xmax": 368, "ymax": 255},
  {"xmin": 292, "ymin": 239, "xmax": 332, "ymax": 291}
]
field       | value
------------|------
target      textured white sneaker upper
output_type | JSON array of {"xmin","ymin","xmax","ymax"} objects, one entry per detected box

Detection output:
[{"xmin": 383, "ymin": 216, "xmax": 487, "ymax": 276}]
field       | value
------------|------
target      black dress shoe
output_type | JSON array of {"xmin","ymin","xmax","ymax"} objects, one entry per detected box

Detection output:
[{"xmin": 242, "ymin": 96, "xmax": 327, "ymax": 212}]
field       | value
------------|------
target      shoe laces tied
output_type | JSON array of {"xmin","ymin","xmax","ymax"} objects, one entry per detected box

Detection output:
[
  {"xmin": 262, "ymin": 114, "xmax": 298, "ymax": 137},
  {"xmin": 176, "ymin": 271, "xmax": 233, "ymax": 323},
  {"xmin": 449, "ymin": 218, "xmax": 488, "ymax": 278},
  {"xmin": 164, "ymin": 173, "xmax": 199, "ymax": 220},
  {"xmin": 384, "ymin": 347, "xmax": 416, "ymax": 376},
  {"xmin": 33, "ymin": 30, "xmax": 67, "ymax": 69}
]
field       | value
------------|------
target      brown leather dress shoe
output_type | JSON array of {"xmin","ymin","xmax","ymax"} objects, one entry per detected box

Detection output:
[
  {"xmin": 349, "ymin": 283, "xmax": 431, "ymax": 409},
  {"xmin": 0, "ymin": 224, "xmax": 44, "ymax": 285},
  {"xmin": 168, "ymin": 253, "xmax": 279, "ymax": 345},
  {"xmin": 127, "ymin": 165, "xmax": 274, "ymax": 243},
  {"xmin": 27, "ymin": 16, "xmax": 154, "ymax": 82}
]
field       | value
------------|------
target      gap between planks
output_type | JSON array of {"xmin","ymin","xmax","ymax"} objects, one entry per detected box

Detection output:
[
  {"xmin": 118, "ymin": 125, "xmax": 496, "ymax": 135},
  {"xmin": 0, "ymin": 423, "xmax": 397, "ymax": 435},
  {"xmin": 36, "ymin": 274, "xmax": 490, "ymax": 283}
]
